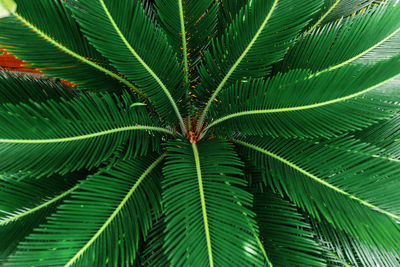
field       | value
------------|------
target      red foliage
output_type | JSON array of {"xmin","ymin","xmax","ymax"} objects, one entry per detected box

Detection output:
[{"xmin": 0, "ymin": 48, "xmax": 74, "ymax": 87}]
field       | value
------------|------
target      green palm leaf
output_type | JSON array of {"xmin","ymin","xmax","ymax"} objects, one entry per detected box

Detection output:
[
  {"xmin": 5, "ymin": 154, "xmax": 164, "ymax": 267},
  {"xmin": 67, "ymin": 0, "xmax": 186, "ymax": 129},
  {"xmin": 252, "ymin": 188, "xmax": 326, "ymax": 267},
  {"xmin": 216, "ymin": 0, "xmax": 247, "ymax": 35},
  {"xmin": 233, "ymin": 136, "xmax": 400, "ymax": 251},
  {"xmin": 0, "ymin": 172, "xmax": 82, "ymax": 261},
  {"xmin": 356, "ymin": 113, "xmax": 400, "ymax": 145},
  {"xmin": 197, "ymin": 0, "xmax": 322, "ymax": 126},
  {"xmin": 311, "ymin": 217, "xmax": 400, "ymax": 266},
  {"xmin": 278, "ymin": 2, "xmax": 400, "ymax": 74},
  {"xmin": 0, "ymin": 70, "xmax": 74, "ymax": 105},
  {"xmin": 140, "ymin": 217, "xmax": 170, "ymax": 266},
  {"xmin": 306, "ymin": 0, "xmax": 374, "ymax": 34},
  {"xmin": 1, "ymin": 0, "xmax": 399, "ymax": 265},
  {"xmin": 205, "ymin": 57, "xmax": 400, "ymax": 138},
  {"xmin": 0, "ymin": 77, "xmax": 169, "ymax": 177},
  {"xmin": 0, "ymin": 0, "xmax": 135, "ymax": 91},
  {"xmin": 353, "ymin": 112, "xmax": 400, "ymax": 163},
  {"xmin": 154, "ymin": 0, "xmax": 218, "ymax": 83},
  {"xmin": 162, "ymin": 139, "xmax": 263, "ymax": 266}
]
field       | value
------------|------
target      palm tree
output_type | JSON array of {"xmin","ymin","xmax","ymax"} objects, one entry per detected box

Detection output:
[{"xmin": 0, "ymin": 0, "xmax": 400, "ymax": 266}]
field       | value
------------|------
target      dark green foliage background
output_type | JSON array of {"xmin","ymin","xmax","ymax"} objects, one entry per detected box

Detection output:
[{"xmin": 0, "ymin": 0, "xmax": 400, "ymax": 266}]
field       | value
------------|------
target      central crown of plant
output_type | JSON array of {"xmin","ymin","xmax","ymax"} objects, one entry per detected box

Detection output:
[{"xmin": 1, "ymin": 0, "xmax": 400, "ymax": 266}]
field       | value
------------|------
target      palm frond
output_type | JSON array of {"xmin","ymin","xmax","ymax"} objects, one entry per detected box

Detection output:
[
  {"xmin": 162, "ymin": 139, "xmax": 263, "ymax": 266},
  {"xmin": 306, "ymin": 0, "xmax": 375, "ymax": 34},
  {"xmin": 197, "ymin": 0, "xmax": 322, "ymax": 126},
  {"xmin": 311, "ymin": 217, "xmax": 400, "ymax": 266},
  {"xmin": 216, "ymin": 0, "xmax": 247, "ymax": 36},
  {"xmin": 0, "ymin": 70, "xmax": 74, "ymax": 105},
  {"xmin": 67, "ymin": 0, "xmax": 186, "ymax": 129},
  {"xmin": 140, "ymin": 216, "xmax": 170, "ymax": 266},
  {"xmin": 205, "ymin": 56, "xmax": 400, "ymax": 138},
  {"xmin": 353, "ymin": 111, "xmax": 400, "ymax": 162},
  {"xmin": 233, "ymin": 136, "xmax": 400, "ymax": 251},
  {"xmin": 356, "ymin": 114, "xmax": 400, "ymax": 146},
  {"xmin": 0, "ymin": 77, "xmax": 168, "ymax": 177},
  {"xmin": 0, "ymin": 0, "xmax": 134, "ymax": 91},
  {"xmin": 5, "ymin": 154, "xmax": 164, "ymax": 267},
  {"xmin": 154, "ymin": 0, "xmax": 218, "ymax": 80},
  {"xmin": 278, "ymin": 2, "xmax": 400, "ymax": 74},
  {"xmin": 252, "ymin": 188, "xmax": 326, "ymax": 267},
  {"xmin": 0, "ymin": 172, "xmax": 83, "ymax": 261}
]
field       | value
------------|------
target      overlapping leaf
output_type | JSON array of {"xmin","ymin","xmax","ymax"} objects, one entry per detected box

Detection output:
[
  {"xmin": 0, "ymin": 70, "xmax": 74, "ymax": 105},
  {"xmin": 205, "ymin": 56, "xmax": 400, "ymax": 138},
  {"xmin": 0, "ymin": 0, "xmax": 130, "ymax": 90},
  {"xmin": 155, "ymin": 0, "xmax": 218, "ymax": 75},
  {"xmin": 140, "ymin": 217, "xmax": 170, "ymax": 266},
  {"xmin": 196, "ymin": 0, "xmax": 322, "ymax": 103},
  {"xmin": 252, "ymin": 189, "xmax": 326, "ymax": 267},
  {"xmin": 0, "ymin": 76, "xmax": 167, "ymax": 177},
  {"xmin": 216, "ymin": 0, "xmax": 246, "ymax": 35},
  {"xmin": 67, "ymin": 0, "xmax": 185, "ymax": 126},
  {"xmin": 5, "ymin": 155, "xmax": 164, "ymax": 267},
  {"xmin": 311, "ymin": 217, "xmax": 400, "ymax": 266},
  {"xmin": 0, "ymin": 172, "xmax": 83, "ymax": 261},
  {"xmin": 234, "ymin": 136, "xmax": 400, "ymax": 251},
  {"xmin": 162, "ymin": 139, "xmax": 263, "ymax": 266},
  {"xmin": 278, "ymin": 2, "xmax": 400, "ymax": 73},
  {"xmin": 308, "ymin": 0, "xmax": 374, "ymax": 28}
]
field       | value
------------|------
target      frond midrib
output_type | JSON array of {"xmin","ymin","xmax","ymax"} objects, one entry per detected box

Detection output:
[
  {"xmin": 12, "ymin": 12, "xmax": 143, "ymax": 96},
  {"xmin": 0, "ymin": 185, "xmax": 78, "ymax": 226},
  {"xmin": 192, "ymin": 142, "xmax": 214, "ymax": 267},
  {"xmin": 203, "ymin": 72, "xmax": 400, "ymax": 133},
  {"xmin": 65, "ymin": 154, "xmax": 166, "ymax": 267},
  {"xmin": 310, "ymin": 16, "xmax": 400, "ymax": 77},
  {"xmin": 98, "ymin": 0, "xmax": 186, "ymax": 133},
  {"xmin": 232, "ymin": 138, "xmax": 400, "ymax": 221},
  {"xmin": 254, "ymin": 234, "xmax": 273, "ymax": 267},
  {"xmin": 178, "ymin": 0, "xmax": 189, "ymax": 86},
  {"xmin": 0, "ymin": 125, "xmax": 174, "ymax": 144},
  {"xmin": 304, "ymin": 0, "xmax": 341, "ymax": 35},
  {"xmin": 197, "ymin": 0, "xmax": 279, "ymax": 129}
]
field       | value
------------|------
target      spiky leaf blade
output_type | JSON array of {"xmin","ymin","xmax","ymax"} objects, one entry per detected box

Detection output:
[
  {"xmin": 162, "ymin": 139, "xmax": 263, "ymax": 266},
  {"xmin": 5, "ymin": 154, "xmax": 164, "ymax": 267},
  {"xmin": 233, "ymin": 136, "xmax": 400, "ymax": 251},
  {"xmin": 206, "ymin": 56, "xmax": 400, "ymax": 138},
  {"xmin": 0, "ymin": 0, "xmax": 131, "ymax": 91},
  {"xmin": 67, "ymin": 0, "xmax": 186, "ymax": 127}
]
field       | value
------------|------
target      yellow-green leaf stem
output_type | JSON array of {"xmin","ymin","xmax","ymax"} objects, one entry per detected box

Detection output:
[
  {"xmin": 304, "ymin": 0, "xmax": 341, "ymax": 35},
  {"xmin": 11, "ymin": 12, "xmax": 144, "ymax": 97},
  {"xmin": 0, "ymin": 185, "xmax": 78, "ymax": 226},
  {"xmin": 254, "ymin": 234, "xmax": 273, "ymax": 267},
  {"xmin": 98, "ymin": 0, "xmax": 187, "ymax": 134},
  {"xmin": 0, "ymin": 125, "xmax": 174, "ymax": 144},
  {"xmin": 178, "ymin": 0, "xmax": 189, "ymax": 86},
  {"xmin": 202, "ymin": 72, "xmax": 400, "ymax": 135},
  {"xmin": 65, "ymin": 154, "xmax": 166, "ymax": 267},
  {"xmin": 192, "ymin": 142, "xmax": 214, "ymax": 267},
  {"xmin": 311, "ymin": 25, "xmax": 400, "ymax": 78},
  {"xmin": 197, "ymin": 0, "xmax": 279, "ymax": 130},
  {"xmin": 232, "ymin": 139, "xmax": 400, "ymax": 222}
]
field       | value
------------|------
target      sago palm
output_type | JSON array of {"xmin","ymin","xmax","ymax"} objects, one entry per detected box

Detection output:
[{"xmin": 0, "ymin": 0, "xmax": 400, "ymax": 266}]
